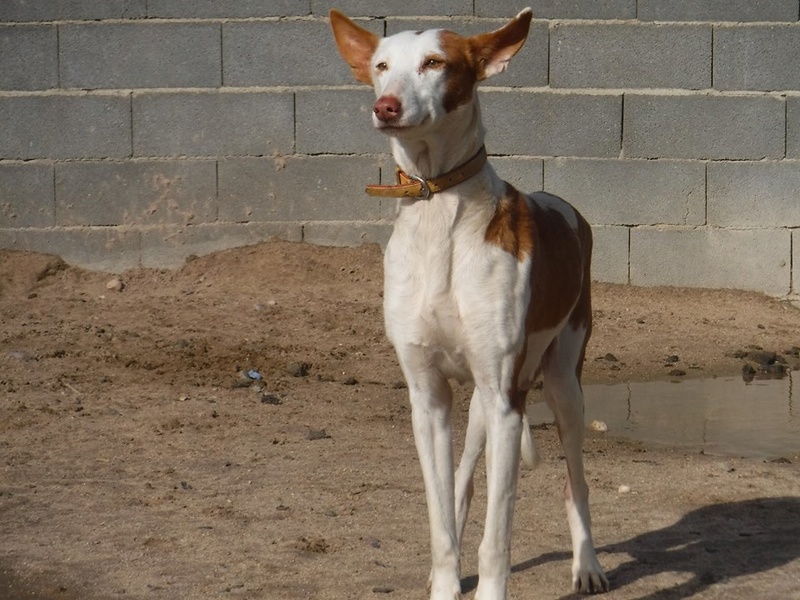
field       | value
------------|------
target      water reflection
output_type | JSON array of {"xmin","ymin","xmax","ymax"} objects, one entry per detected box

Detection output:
[{"xmin": 528, "ymin": 373, "xmax": 800, "ymax": 459}]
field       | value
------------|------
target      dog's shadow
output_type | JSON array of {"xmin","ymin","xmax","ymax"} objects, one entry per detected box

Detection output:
[{"xmin": 461, "ymin": 496, "xmax": 800, "ymax": 598}]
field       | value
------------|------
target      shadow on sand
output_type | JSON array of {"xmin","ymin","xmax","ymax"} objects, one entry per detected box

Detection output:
[{"xmin": 461, "ymin": 497, "xmax": 800, "ymax": 598}]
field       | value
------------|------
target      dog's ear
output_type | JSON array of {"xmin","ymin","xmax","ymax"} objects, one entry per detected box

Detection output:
[
  {"xmin": 329, "ymin": 9, "xmax": 379, "ymax": 85},
  {"xmin": 469, "ymin": 8, "xmax": 532, "ymax": 81}
]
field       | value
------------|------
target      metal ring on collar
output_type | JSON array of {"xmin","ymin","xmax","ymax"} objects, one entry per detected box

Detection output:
[{"xmin": 408, "ymin": 174, "xmax": 432, "ymax": 199}]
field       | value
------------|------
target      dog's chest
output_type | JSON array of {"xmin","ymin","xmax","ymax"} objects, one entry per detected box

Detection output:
[{"xmin": 383, "ymin": 196, "xmax": 526, "ymax": 378}]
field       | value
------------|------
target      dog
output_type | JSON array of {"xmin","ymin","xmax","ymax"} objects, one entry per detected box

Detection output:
[{"xmin": 330, "ymin": 9, "xmax": 609, "ymax": 599}]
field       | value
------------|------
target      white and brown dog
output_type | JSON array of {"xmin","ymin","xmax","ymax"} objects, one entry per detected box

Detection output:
[{"xmin": 331, "ymin": 9, "xmax": 609, "ymax": 599}]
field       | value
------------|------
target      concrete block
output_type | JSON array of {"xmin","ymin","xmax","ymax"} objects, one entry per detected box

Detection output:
[
  {"xmin": 0, "ymin": 94, "xmax": 132, "ymax": 160},
  {"xmin": 0, "ymin": 0, "xmax": 146, "ymax": 21},
  {"xmin": 386, "ymin": 19, "xmax": 548, "ymax": 88},
  {"xmin": 475, "ymin": 0, "xmax": 636, "ymax": 19},
  {"xmin": 312, "ymin": 0, "xmax": 471, "ymax": 17},
  {"xmin": 788, "ymin": 97, "xmax": 800, "ymax": 158},
  {"xmin": 296, "ymin": 89, "xmax": 386, "ymax": 154},
  {"xmin": 624, "ymin": 94, "xmax": 785, "ymax": 160},
  {"xmin": 708, "ymin": 162, "xmax": 800, "ymax": 228},
  {"xmin": 481, "ymin": 91, "xmax": 622, "ymax": 158},
  {"xmin": 149, "ymin": 0, "xmax": 310, "ymax": 18},
  {"xmin": 218, "ymin": 155, "xmax": 382, "ymax": 222},
  {"xmin": 544, "ymin": 158, "xmax": 706, "ymax": 226},
  {"xmin": 793, "ymin": 230, "xmax": 800, "ymax": 297},
  {"xmin": 630, "ymin": 227, "xmax": 791, "ymax": 296},
  {"xmin": 225, "ymin": 20, "xmax": 382, "ymax": 87},
  {"xmin": 0, "ymin": 163, "xmax": 54, "ymax": 228},
  {"xmin": 551, "ymin": 23, "xmax": 710, "ymax": 90},
  {"xmin": 0, "ymin": 25, "xmax": 57, "ymax": 91},
  {"xmin": 591, "ymin": 225, "xmax": 629, "ymax": 284},
  {"xmin": 715, "ymin": 25, "xmax": 800, "ymax": 92},
  {"xmin": 60, "ymin": 23, "xmax": 221, "ymax": 90},
  {"xmin": 638, "ymin": 0, "xmax": 799, "ymax": 22},
  {"xmin": 139, "ymin": 222, "xmax": 304, "ymax": 269},
  {"xmin": 0, "ymin": 226, "xmax": 141, "ymax": 273},
  {"xmin": 56, "ymin": 160, "xmax": 217, "ymax": 227},
  {"xmin": 491, "ymin": 157, "xmax": 544, "ymax": 193},
  {"xmin": 133, "ymin": 91, "xmax": 294, "ymax": 157},
  {"xmin": 303, "ymin": 221, "xmax": 393, "ymax": 249}
]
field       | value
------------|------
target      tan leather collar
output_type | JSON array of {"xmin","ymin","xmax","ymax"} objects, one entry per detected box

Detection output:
[{"xmin": 365, "ymin": 146, "xmax": 488, "ymax": 199}]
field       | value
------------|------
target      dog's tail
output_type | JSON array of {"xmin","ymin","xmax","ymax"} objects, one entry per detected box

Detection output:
[{"xmin": 520, "ymin": 412, "xmax": 541, "ymax": 469}]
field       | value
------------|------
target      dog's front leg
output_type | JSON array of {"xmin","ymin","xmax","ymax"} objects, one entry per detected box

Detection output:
[
  {"xmin": 402, "ymin": 361, "xmax": 462, "ymax": 600},
  {"xmin": 475, "ymin": 387, "xmax": 523, "ymax": 600}
]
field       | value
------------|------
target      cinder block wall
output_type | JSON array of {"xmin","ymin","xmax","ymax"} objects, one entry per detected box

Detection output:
[{"xmin": 1, "ymin": 1, "xmax": 799, "ymax": 297}]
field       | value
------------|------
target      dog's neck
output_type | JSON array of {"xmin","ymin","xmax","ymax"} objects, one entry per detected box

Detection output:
[{"xmin": 388, "ymin": 99, "xmax": 485, "ymax": 181}]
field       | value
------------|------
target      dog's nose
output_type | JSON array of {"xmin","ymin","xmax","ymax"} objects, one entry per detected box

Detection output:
[{"xmin": 373, "ymin": 96, "xmax": 402, "ymax": 123}]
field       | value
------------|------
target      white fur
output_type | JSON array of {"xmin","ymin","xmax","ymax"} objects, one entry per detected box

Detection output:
[{"xmin": 331, "ymin": 9, "xmax": 608, "ymax": 599}]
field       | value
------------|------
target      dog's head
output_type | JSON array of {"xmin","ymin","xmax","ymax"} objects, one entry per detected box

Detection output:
[{"xmin": 330, "ymin": 9, "xmax": 532, "ymax": 140}]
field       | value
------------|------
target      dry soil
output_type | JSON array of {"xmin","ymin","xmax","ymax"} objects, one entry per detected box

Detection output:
[{"xmin": 1, "ymin": 241, "xmax": 798, "ymax": 600}]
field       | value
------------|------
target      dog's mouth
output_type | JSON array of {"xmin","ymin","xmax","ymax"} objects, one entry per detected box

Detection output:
[{"xmin": 375, "ymin": 116, "xmax": 430, "ymax": 136}]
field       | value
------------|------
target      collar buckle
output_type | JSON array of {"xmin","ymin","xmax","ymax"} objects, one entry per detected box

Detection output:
[{"xmin": 408, "ymin": 174, "xmax": 432, "ymax": 199}]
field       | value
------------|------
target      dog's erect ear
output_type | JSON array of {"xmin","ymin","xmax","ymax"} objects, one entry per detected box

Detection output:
[
  {"xmin": 330, "ymin": 9, "xmax": 379, "ymax": 85},
  {"xmin": 469, "ymin": 8, "xmax": 533, "ymax": 81}
]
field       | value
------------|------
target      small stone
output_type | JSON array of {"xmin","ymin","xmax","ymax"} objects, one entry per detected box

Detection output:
[
  {"xmin": 232, "ymin": 372, "xmax": 255, "ymax": 388},
  {"xmin": 589, "ymin": 420, "xmax": 608, "ymax": 433},
  {"xmin": 287, "ymin": 362, "xmax": 310, "ymax": 377},
  {"xmin": 603, "ymin": 353, "xmax": 618, "ymax": 362},
  {"xmin": 260, "ymin": 393, "xmax": 283, "ymax": 405},
  {"xmin": 307, "ymin": 429, "xmax": 331, "ymax": 441},
  {"xmin": 618, "ymin": 484, "xmax": 631, "ymax": 494},
  {"xmin": 748, "ymin": 350, "xmax": 777, "ymax": 366},
  {"xmin": 342, "ymin": 376, "xmax": 358, "ymax": 386},
  {"xmin": 105, "ymin": 278, "xmax": 124, "ymax": 292},
  {"xmin": 665, "ymin": 355, "xmax": 680, "ymax": 364}
]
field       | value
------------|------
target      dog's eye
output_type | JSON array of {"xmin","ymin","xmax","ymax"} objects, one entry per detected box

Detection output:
[
  {"xmin": 422, "ymin": 57, "xmax": 445, "ymax": 70},
  {"xmin": 375, "ymin": 62, "xmax": 388, "ymax": 72}
]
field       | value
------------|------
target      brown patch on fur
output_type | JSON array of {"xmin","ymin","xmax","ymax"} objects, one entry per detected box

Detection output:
[
  {"xmin": 487, "ymin": 186, "xmax": 593, "ymax": 412},
  {"xmin": 438, "ymin": 31, "xmax": 479, "ymax": 113},
  {"xmin": 526, "ymin": 195, "xmax": 589, "ymax": 334},
  {"xmin": 484, "ymin": 183, "xmax": 534, "ymax": 261}
]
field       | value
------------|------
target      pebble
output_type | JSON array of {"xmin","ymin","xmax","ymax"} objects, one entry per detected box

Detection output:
[
  {"xmin": 589, "ymin": 420, "xmax": 608, "ymax": 433},
  {"xmin": 260, "ymin": 393, "xmax": 283, "ymax": 405},
  {"xmin": 618, "ymin": 484, "xmax": 631, "ymax": 494},
  {"xmin": 307, "ymin": 429, "xmax": 331, "ymax": 441},
  {"xmin": 105, "ymin": 278, "xmax": 124, "ymax": 292},
  {"xmin": 287, "ymin": 362, "xmax": 310, "ymax": 377}
]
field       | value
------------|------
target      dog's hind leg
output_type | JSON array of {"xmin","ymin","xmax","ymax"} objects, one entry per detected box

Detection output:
[{"xmin": 542, "ymin": 325, "xmax": 609, "ymax": 594}]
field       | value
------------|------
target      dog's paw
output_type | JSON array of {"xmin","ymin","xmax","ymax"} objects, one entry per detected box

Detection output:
[
  {"xmin": 427, "ymin": 570, "xmax": 462, "ymax": 600},
  {"xmin": 572, "ymin": 558, "xmax": 610, "ymax": 594}
]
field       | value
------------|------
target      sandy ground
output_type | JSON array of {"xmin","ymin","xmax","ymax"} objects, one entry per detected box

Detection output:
[{"xmin": 1, "ymin": 240, "xmax": 799, "ymax": 600}]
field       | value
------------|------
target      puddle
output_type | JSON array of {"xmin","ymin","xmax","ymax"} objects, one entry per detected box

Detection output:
[{"xmin": 528, "ymin": 374, "xmax": 800, "ymax": 459}]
